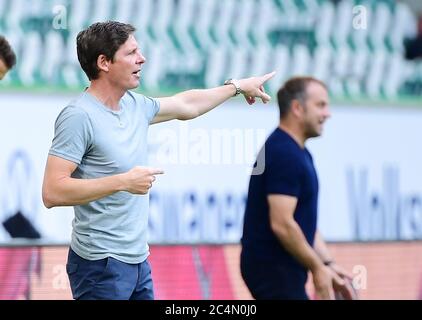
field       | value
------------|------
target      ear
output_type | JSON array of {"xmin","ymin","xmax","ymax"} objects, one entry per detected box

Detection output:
[
  {"xmin": 96, "ymin": 54, "xmax": 111, "ymax": 74},
  {"xmin": 290, "ymin": 99, "xmax": 304, "ymax": 118}
]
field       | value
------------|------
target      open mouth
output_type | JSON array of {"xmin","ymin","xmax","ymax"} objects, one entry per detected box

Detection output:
[{"xmin": 132, "ymin": 70, "xmax": 141, "ymax": 78}]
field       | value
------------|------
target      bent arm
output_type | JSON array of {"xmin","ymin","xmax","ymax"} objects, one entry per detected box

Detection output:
[
  {"xmin": 268, "ymin": 194, "xmax": 324, "ymax": 272},
  {"xmin": 269, "ymin": 194, "xmax": 338, "ymax": 299},
  {"xmin": 42, "ymin": 155, "xmax": 125, "ymax": 208}
]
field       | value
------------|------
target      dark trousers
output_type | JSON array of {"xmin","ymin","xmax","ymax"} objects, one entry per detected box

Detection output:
[
  {"xmin": 66, "ymin": 247, "xmax": 154, "ymax": 300},
  {"xmin": 240, "ymin": 251, "xmax": 309, "ymax": 300}
]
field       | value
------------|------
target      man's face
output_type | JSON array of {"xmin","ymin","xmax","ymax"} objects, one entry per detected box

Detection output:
[
  {"xmin": 0, "ymin": 58, "xmax": 9, "ymax": 80},
  {"xmin": 107, "ymin": 34, "xmax": 146, "ymax": 90},
  {"xmin": 301, "ymin": 82, "xmax": 331, "ymax": 138}
]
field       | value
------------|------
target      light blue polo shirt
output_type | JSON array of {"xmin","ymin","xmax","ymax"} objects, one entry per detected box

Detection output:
[{"xmin": 49, "ymin": 91, "xmax": 160, "ymax": 263}]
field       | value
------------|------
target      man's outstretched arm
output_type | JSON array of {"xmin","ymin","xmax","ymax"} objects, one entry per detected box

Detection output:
[{"xmin": 152, "ymin": 71, "xmax": 276, "ymax": 124}]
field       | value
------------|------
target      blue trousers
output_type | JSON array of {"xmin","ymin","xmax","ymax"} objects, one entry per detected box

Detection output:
[{"xmin": 66, "ymin": 248, "xmax": 154, "ymax": 300}]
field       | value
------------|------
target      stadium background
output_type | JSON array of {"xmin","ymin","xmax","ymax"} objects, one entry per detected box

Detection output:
[{"xmin": 1, "ymin": 0, "xmax": 422, "ymax": 300}]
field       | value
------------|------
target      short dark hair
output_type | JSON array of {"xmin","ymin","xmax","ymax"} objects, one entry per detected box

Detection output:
[
  {"xmin": 76, "ymin": 21, "xmax": 136, "ymax": 80},
  {"xmin": 277, "ymin": 77, "xmax": 327, "ymax": 119},
  {"xmin": 0, "ymin": 35, "xmax": 17, "ymax": 69}
]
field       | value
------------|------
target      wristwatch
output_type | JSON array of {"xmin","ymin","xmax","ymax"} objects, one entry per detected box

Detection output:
[{"xmin": 224, "ymin": 78, "xmax": 242, "ymax": 96}]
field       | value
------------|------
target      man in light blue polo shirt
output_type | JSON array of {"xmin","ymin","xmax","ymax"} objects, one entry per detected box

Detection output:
[{"xmin": 42, "ymin": 21, "xmax": 275, "ymax": 300}]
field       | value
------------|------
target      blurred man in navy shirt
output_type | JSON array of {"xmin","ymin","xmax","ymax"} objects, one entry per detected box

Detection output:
[{"xmin": 241, "ymin": 77, "xmax": 355, "ymax": 300}]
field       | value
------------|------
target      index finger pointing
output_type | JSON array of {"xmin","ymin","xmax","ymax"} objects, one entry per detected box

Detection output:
[{"xmin": 262, "ymin": 71, "xmax": 276, "ymax": 82}]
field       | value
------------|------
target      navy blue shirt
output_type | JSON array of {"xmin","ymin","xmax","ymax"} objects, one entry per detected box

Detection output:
[{"xmin": 241, "ymin": 128, "xmax": 319, "ymax": 273}]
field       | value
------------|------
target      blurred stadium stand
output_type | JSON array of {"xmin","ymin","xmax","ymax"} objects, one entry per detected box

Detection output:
[{"xmin": 0, "ymin": 0, "xmax": 421, "ymax": 99}]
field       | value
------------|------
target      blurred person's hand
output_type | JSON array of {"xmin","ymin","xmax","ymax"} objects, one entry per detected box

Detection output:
[
  {"xmin": 329, "ymin": 263, "xmax": 358, "ymax": 300},
  {"xmin": 312, "ymin": 265, "xmax": 336, "ymax": 300}
]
